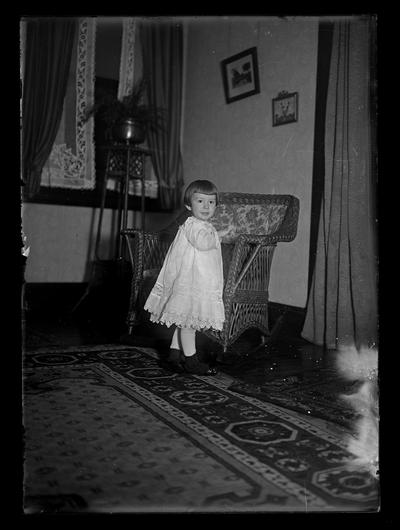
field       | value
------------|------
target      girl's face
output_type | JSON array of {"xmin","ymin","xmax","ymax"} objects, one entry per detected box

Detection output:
[{"xmin": 186, "ymin": 192, "xmax": 217, "ymax": 221}]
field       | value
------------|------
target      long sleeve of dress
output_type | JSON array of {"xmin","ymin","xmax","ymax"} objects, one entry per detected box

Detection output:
[{"xmin": 184, "ymin": 219, "xmax": 218, "ymax": 251}]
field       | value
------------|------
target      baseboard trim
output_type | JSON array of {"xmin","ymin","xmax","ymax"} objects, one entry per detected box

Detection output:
[
  {"xmin": 268, "ymin": 301, "xmax": 306, "ymax": 314},
  {"xmin": 268, "ymin": 301, "xmax": 306, "ymax": 339}
]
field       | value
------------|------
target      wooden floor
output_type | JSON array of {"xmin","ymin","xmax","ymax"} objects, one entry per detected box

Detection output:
[
  {"xmin": 22, "ymin": 269, "xmax": 334, "ymax": 378},
  {"xmin": 23, "ymin": 295, "xmax": 336, "ymax": 384}
]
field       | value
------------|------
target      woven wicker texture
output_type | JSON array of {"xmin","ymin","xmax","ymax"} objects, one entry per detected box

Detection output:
[{"xmin": 122, "ymin": 193, "xmax": 299, "ymax": 352}]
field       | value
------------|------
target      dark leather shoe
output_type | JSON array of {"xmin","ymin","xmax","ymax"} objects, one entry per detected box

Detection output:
[
  {"xmin": 183, "ymin": 353, "xmax": 217, "ymax": 375},
  {"xmin": 167, "ymin": 348, "xmax": 185, "ymax": 372}
]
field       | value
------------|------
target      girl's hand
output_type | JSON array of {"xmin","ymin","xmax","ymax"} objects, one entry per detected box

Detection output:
[{"xmin": 217, "ymin": 226, "xmax": 235, "ymax": 240}]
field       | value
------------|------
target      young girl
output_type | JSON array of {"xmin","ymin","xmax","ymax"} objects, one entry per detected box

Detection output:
[{"xmin": 144, "ymin": 180, "xmax": 231, "ymax": 375}]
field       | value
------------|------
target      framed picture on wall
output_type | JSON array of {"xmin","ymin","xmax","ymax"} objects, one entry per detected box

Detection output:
[
  {"xmin": 272, "ymin": 91, "xmax": 298, "ymax": 126},
  {"xmin": 221, "ymin": 47, "xmax": 260, "ymax": 104}
]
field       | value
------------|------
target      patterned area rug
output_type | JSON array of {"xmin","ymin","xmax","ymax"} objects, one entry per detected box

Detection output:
[
  {"xmin": 23, "ymin": 345, "xmax": 379, "ymax": 513},
  {"xmin": 228, "ymin": 368, "xmax": 359, "ymax": 429}
]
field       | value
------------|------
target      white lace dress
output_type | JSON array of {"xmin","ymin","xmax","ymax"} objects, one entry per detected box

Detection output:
[{"xmin": 144, "ymin": 216, "xmax": 225, "ymax": 330}]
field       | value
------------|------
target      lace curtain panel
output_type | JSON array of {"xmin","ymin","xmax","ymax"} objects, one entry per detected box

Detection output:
[
  {"xmin": 40, "ymin": 18, "xmax": 96, "ymax": 190},
  {"xmin": 118, "ymin": 17, "xmax": 136, "ymax": 99}
]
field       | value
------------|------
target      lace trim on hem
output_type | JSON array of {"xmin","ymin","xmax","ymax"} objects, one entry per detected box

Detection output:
[{"xmin": 147, "ymin": 311, "xmax": 224, "ymax": 331}]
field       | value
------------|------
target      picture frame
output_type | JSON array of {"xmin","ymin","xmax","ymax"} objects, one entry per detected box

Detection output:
[
  {"xmin": 221, "ymin": 47, "xmax": 260, "ymax": 104},
  {"xmin": 272, "ymin": 91, "xmax": 298, "ymax": 126}
]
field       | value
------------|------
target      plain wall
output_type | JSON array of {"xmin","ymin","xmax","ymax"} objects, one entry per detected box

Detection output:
[
  {"xmin": 182, "ymin": 16, "xmax": 319, "ymax": 307},
  {"xmin": 22, "ymin": 203, "xmax": 173, "ymax": 283}
]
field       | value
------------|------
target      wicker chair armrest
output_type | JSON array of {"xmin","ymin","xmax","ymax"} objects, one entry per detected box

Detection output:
[
  {"xmin": 234, "ymin": 233, "xmax": 280, "ymax": 246},
  {"xmin": 122, "ymin": 229, "xmax": 173, "ymax": 272},
  {"xmin": 121, "ymin": 228, "xmax": 144, "ymax": 236},
  {"xmin": 271, "ymin": 195, "xmax": 300, "ymax": 242},
  {"xmin": 122, "ymin": 229, "xmax": 175, "ymax": 247},
  {"xmin": 121, "ymin": 228, "xmax": 172, "ymax": 241}
]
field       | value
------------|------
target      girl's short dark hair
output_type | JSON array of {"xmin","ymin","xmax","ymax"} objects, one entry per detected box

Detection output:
[{"xmin": 183, "ymin": 180, "xmax": 219, "ymax": 207}]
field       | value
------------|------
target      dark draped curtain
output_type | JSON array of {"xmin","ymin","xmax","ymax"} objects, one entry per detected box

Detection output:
[
  {"xmin": 140, "ymin": 20, "xmax": 184, "ymax": 210},
  {"xmin": 301, "ymin": 17, "xmax": 378, "ymax": 349},
  {"xmin": 307, "ymin": 22, "xmax": 334, "ymax": 293},
  {"xmin": 22, "ymin": 18, "xmax": 77, "ymax": 199}
]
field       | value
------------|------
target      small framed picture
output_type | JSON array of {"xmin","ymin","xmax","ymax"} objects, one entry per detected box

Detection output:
[
  {"xmin": 272, "ymin": 91, "xmax": 298, "ymax": 126},
  {"xmin": 221, "ymin": 47, "xmax": 260, "ymax": 104}
]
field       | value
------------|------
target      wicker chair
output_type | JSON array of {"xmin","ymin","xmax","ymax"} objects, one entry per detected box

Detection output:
[{"xmin": 122, "ymin": 193, "xmax": 299, "ymax": 352}]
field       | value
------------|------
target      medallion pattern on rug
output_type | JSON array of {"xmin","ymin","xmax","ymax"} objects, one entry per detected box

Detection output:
[{"xmin": 23, "ymin": 345, "xmax": 379, "ymax": 513}]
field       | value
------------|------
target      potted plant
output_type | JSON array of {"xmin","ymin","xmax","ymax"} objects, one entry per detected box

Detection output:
[{"xmin": 84, "ymin": 77, "xmax": 165, "ymax": 144}]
